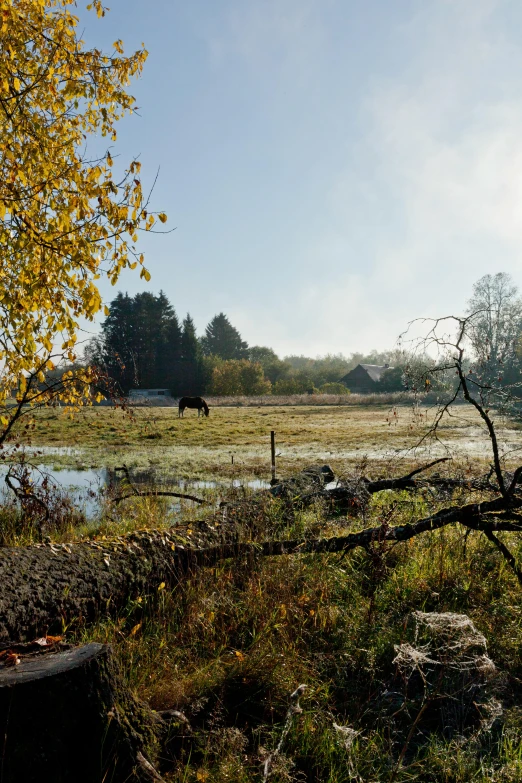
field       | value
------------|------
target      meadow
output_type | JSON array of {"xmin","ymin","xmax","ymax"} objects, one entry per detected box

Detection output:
[
  {"xmin": 5, "ymin": 400, "xmax": 522, "ymax": 782},
  {"xmin": 15, "ymin": 399, "xmax": 522, "ymax": 478}
]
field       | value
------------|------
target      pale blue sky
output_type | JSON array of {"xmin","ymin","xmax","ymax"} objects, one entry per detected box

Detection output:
[{"xmin": 80, "ymin": 0, "xmax": 522, "ymax": 355}]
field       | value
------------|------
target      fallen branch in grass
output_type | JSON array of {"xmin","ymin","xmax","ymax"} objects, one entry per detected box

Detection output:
[
  {"xmin": 1, "ymin": 463, "xmax": 522, "ymax": 643},
  {"xmin": 274, "ymin": 459, "xmax": 500, "ymax": 515},
  {"xmin": 112, "ymin": 491, "xmax": 208, "ymax": 506}
]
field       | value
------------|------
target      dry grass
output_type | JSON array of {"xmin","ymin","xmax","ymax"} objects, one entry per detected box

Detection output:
[
  {"xmin": 9, "ymin": 401, "xmax": 521, "ymax": 480},
  {"xmin": 130, "ymin": 392, "xmax": 429, "ymax": 407},
  {"xmin": 4, "ymin": 400, "xmax": 522, "ymax": 780},
  {"xmin": 76, "ymin": 488, "xmax": 522, "ymax": 782}
]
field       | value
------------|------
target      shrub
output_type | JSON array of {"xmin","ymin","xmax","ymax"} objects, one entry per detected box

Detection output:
[
  {"xmin": 318, "ymin": 382, "xmax": 350, "ymax": 395},
  {"xmin": 210, "ymin": 360, "xmax": 271, "ymax": 396}
]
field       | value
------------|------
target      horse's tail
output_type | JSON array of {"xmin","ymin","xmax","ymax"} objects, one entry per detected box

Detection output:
[{"xmin": 202, "ymin": 399, "xmax": 209, "ymax": 416}]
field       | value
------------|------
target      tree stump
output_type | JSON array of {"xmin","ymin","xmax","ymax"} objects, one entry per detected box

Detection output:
[{"xmin": 0, "ymin": 643, "xmax": 162, "ymax": 783}]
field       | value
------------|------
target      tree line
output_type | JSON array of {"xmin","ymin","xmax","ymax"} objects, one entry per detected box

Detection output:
[{"xmin": 87, "ymin": 273, "xmax": 522, "ymax": 397}]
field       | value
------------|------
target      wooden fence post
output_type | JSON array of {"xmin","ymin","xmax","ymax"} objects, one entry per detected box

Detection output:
[{"xmin": 271, "ymin": 430, "xmax": 276, "ymax": 484}]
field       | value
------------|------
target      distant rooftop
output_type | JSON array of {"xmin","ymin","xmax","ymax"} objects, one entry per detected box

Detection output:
[{"xmin": 358, "ymin": 364, "xmax": 393, "ymax": 382}]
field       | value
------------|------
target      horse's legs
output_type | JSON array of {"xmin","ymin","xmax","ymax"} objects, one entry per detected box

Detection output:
[{"xmin": 198, "ymin": 407, "xmax": 200, "ymax": 417}]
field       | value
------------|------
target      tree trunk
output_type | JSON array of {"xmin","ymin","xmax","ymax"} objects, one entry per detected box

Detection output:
[
  {"xmin": 0, "ymin": 463, "xmax": 517, "ymax": 644},
  {"xmin": 0, "ymin": 642, "xmax": 163, "ymax": 783}
]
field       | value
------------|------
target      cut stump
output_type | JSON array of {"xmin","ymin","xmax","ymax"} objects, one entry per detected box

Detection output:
[{"xmin": 0, "ymin": 643, "xmax": 162, "ymax": 783}]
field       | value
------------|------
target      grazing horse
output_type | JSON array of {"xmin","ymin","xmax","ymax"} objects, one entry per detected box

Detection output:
[{"xmin": 178, "ymin": 396, "xmax": 209, "ymax": 418}]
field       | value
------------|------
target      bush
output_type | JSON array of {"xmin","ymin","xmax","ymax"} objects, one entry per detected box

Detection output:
[
  {"xmin": 273, "ymin": 376, "xmax": 317, "ymax": 395},
  {"xmin": 210, "ymin": 360, "xmax": 271, "ymax": 396},
  {"xmin": 318, "ymin": 382, "xmax": 350, "ymax": 395}
]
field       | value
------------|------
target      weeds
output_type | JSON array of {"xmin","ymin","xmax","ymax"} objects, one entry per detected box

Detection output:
[
  {"xmin": 52, "ymin": 479, "xmax": 521, "ymax": 781},
  {"xmin": 4, "ymin": 405, "xmax": 522, "ymax": 780}
]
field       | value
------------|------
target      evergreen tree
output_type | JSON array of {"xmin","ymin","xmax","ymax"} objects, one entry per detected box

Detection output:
[
  {"xmin": 132, "ymin": 292, "xmax": 164, "ymax": 388},
  {"xmin": 96, "ymin": 292, "xmax": 138, "ymax": 392},
  {"xmin": 201, "ymin": 313, "xmax": 248, "ymax": 360},
  {"xmin": 97, "ymin": 291, "xmax": 182, "ymax": 393},
  {"xmin": 181, "ymin": 314, "xmax": 201, "ymax": 362},
  {"xmin": 154, "ymin": 291, "xmax": 182, "ymax": 389}
]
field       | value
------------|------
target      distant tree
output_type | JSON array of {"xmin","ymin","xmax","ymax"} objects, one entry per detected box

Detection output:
[
  {"xmin": 181, "ymin": 315, "xmax": 201, "ymax": 362},
  {"xmin": 379, "ymin": 366, "xmax": 406, "ymax": 393},
  {"xmin": 210, "ymin": 360, "xmax": 271, "ymax": 396},
  {"xmin": 210, "ymin": 362, "xmax": 241, "ymax": 395},
  {"xmin": 92, "ymin": 292, "xmax": 137, "ymax": 391},
  {"xmin": 273, "ymin": 374, "xmax": 317, "ymax": 395},
  {"xmin": 176, "ymin": 314, "xmax": 203, "ymax": 395},
  {"xmin": 249, "ymin": 346, "xmax": 290, "ymax": 384},
  {"xmin": 154, "ymin": 292, "xmax": 182, "ymax": 390},
  {"xmin": 466, "ymin": 273, "xmax": 522, "ymax": 386},
  {"xmin": 94, "ymin": 291, "xmax": 182, "ymax": 393},
  {"xmin": 201, "ymin": 313, "xmax": 248, "ymax": 360},
  {"xmin": 132, "ymin": 291, "xmax": 181, "ymax": 389},
  {"xmin": 239, "ymin": 362, "xmax": 272, "ymax": 395},
  {"xmin": 249, "ymin": 346, "xmax": 278, "ymax": 364}
]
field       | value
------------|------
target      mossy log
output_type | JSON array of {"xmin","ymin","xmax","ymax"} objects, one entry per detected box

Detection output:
[
  {"xmin": 0, "ymin": 642, "xmax": 163, "ymax": 783},
  {"xmin": 0, "ymin": 526, "xmax": 223, "ymax": 643},
  {"xmin": 1, "ymin": 462, "xmax": 520, "ymax": 643}
]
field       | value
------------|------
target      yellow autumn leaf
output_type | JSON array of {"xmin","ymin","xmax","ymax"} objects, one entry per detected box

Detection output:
[{"xmin": 0, "ymin": 0, "xmax": 165, "ymax": 437}]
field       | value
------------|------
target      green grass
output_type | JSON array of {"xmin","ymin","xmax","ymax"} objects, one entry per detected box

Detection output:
[
  {"xmin": 67, "ymin": 489, "xmax": 522, "ymax": 782},
  {"xmin": 5, "ymin": 403, "xmax": 522, "ymax": 780}
]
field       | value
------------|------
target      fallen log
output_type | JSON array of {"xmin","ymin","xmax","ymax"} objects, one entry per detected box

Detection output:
[
  {"xmin": 271, "ymin": 459, "xmax": 499, "ymax": 514},
  {"xmin": 1, "ymin": 478, "xmax": 522, "ymax": 643},
  {"xmin": 0, "ymin": 642, "xmax": 164, "ymax": 783},
  {"xmin": 269, "ymin": 464, "xmax": 335, "ymax": 497},
  {"xmin": 0, "ymin": 526, "xmax": 223, "ymax": 643},
  {"xmin": 113, "ymin": 490, "xmax": 208, "ymax": 506}
]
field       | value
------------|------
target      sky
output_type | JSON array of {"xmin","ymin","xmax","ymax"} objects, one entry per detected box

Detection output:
[{"xmin": 79, "ymin": 0, "xmax": 522, "ymax": 357}]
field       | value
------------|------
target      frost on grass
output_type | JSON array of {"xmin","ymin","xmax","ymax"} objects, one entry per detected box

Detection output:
[{"xmin": 392, "ymin": 611, "xmax": 499, "ymax": 738}]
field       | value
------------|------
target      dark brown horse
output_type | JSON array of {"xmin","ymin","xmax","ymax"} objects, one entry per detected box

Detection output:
[{"xmin": 178, "ymin": 396, "xmax": 209, "ymax": 418}]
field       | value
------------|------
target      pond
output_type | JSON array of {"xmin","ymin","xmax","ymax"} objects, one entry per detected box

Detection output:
[{"xmin": 0, "ymin": 463, "xmax": 271, "ymax": 519}]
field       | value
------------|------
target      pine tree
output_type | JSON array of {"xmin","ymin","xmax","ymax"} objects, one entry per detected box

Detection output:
[
  {"xmin": 201, "ymin": 313, "xmax": 248, "ymax": 360},
  {"xmin": 96, "ymin": 292, "xmax": 138, "ymax": 392},
  {"xmin": 178, "ymin": 314, "xmax": 203, "ymax": 395},
  {"xmin": 155, "ymin": 292, "xmax": 182, "ymax": 389},
  {"xmin": 181, "ymin": 315, "xmax": 201, "ymax": 362},
  {"xmin": 98, "ymin": 291, "xmax": 182, "ymax": 393}
]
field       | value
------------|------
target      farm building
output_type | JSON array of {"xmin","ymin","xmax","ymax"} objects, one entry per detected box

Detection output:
[
  {"xmin": 128, "ymin": 389, "xmax": 171, "ymax": 398},
  {"xmin": 339, "ymin": 364, "xmax": 392, "ymax": 393}
]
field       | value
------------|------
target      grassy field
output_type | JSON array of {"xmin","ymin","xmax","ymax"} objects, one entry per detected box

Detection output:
[
  {"xmin": 5, "ymin": 401, "xmax": 522, "ymax": 781},
  {"xmin": 11, "ymin": 400, "xmax": 522, "ymax": 479}
]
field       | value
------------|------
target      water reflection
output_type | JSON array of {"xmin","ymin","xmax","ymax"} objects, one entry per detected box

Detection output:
[{"xmin": 0, "ymin": 463, "xmax": 270, "ymax": 519}]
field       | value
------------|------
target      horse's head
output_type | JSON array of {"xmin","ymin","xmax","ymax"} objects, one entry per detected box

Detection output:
[{"xmin": 204, "ymin": 407, "xmax": 209, "ymax": 417}]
